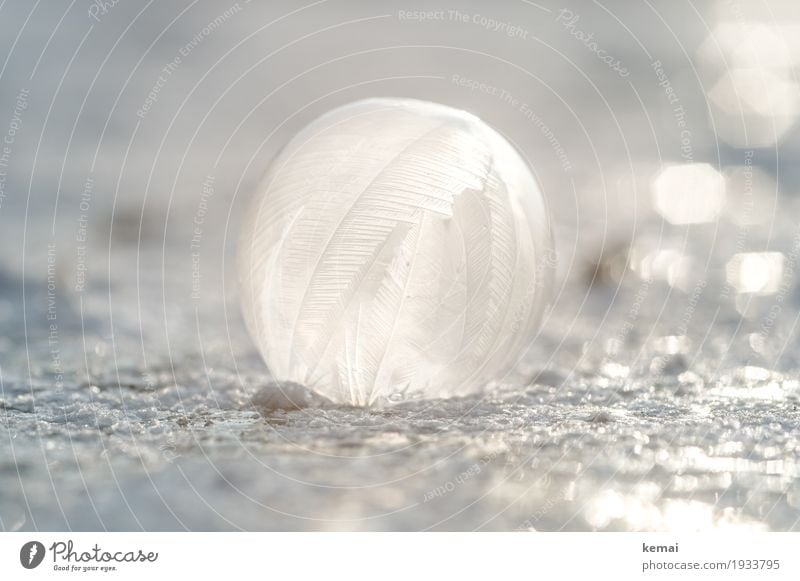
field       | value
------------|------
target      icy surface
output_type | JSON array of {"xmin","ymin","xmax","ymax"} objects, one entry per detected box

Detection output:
[{"xmin": 3, "ymin": 216, "xmax": 800, "ymax": 532}]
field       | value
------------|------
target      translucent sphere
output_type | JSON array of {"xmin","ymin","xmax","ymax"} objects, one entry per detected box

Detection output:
[{"xmin": 238, "ymin": 98, "xmax": 554, "ymax": 405}]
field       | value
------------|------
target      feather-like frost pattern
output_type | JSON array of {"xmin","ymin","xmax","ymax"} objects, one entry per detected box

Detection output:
[{"xmin": 288, "ymin": 123, "xmax": 489, "ymax": 374}]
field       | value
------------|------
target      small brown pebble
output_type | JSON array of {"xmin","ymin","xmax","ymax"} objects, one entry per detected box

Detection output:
[
  {"xmin": 251, "ymin": 382, "xmax": 332, "ymax": 412},
  {"xmin": 587, "ymin": 410, "xmax": 614, "ymax": 423}
]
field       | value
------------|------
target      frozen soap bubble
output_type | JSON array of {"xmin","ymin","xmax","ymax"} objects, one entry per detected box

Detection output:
[{"xmin": 238, "ymin": 98, "xmax": 554, "ymax": 406}]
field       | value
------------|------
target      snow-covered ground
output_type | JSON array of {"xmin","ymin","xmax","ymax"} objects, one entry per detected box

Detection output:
[{"xmin": 4, "ymin": 211, "xmax": 800, "ymax": 531}]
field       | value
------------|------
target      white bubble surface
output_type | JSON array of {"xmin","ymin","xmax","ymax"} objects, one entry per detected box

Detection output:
[{"xmin": 238, "ymin": 98, "xmax": 554, "ymax": 405}]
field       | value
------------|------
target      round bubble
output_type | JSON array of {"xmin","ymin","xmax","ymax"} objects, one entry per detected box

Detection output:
[{"xmin": 238, "ymin": 98, "xmax": 554, "ymax": 405}]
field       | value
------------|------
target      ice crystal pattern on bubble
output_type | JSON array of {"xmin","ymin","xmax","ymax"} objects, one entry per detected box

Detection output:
[{"xmin": 238, "ymin": 98, "xmax": 554, "ymax": 405}]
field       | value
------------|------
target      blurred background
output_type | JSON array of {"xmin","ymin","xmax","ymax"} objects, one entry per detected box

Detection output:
[{"xmin": 2, "ymin": 0, "xmax": 800, "ymax": 531}]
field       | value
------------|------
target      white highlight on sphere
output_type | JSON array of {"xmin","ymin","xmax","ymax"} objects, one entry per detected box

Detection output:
[{"xmin": 238, "ymin": 98, "xmax": 554, "ymax": 405}]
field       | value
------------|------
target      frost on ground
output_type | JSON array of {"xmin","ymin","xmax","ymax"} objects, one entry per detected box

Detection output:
[{"xmin": 2, "ymin": 215, "xmax": 800, "ymax": 532}]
